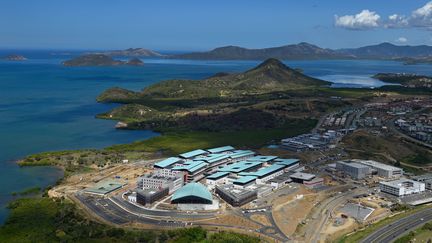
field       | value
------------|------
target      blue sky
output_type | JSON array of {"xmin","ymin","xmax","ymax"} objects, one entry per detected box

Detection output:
[{"xmin": 1, "ymin": 0, "xmax": 431, "ymax": 50}]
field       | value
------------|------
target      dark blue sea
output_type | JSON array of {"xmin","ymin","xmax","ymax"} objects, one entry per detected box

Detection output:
[{"xmin": 1, "ymin": 50, "xmax": 432, "ymax": 224}]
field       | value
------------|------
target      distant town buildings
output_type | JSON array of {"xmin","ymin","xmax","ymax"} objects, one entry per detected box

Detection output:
[
  {"xmin": 395, "ymin": 113, "xmax": 432, "ymax": 144},
  {"xmin": 281, "ymin": 130, "xmax": 342, "ymax": 152}
]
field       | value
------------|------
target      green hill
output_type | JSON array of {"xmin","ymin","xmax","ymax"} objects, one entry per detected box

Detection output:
[{"xmin": 99, "ymin": 58, "xmax": 330, "ymax": 101}]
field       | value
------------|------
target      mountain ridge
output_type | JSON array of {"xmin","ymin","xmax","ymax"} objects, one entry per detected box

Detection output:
[
  {"xmin": 169, "ymin": 42, "xmax": 432, "ymax": 60},
  {"xmin": 171, "ymin": 42, "xmax": 350, "ymax": 60}
]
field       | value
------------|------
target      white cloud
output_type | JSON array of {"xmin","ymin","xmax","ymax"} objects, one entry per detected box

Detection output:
[
  {"xmin": 396, "ymin": 37, "xmax": 408, "ymax": 43},
  {"xmin": 410, "ymin": 1, "xmax": 432, "ymax": 28},
  {"xmin": 385, "ymin": 14, "xmax": 409, "ymax": 28},
  {"xmin": 335, "ymin": 1, "xmax": 432, "ymax": 31},
  {"xmin": 334, "ymin": 10, "xmax": 380, "ymax": 30},
  {"xmin": 413, "ymin": 1, "xmax": 432, "ymax": 18}
]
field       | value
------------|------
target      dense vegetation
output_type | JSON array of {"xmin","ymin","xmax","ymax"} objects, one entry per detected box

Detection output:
[
  {"xmin": 0, "ymin": 197, "xmax": 259, "ymax": 243},
  {"xmin": 342, "ymin": 130, "xmax": 432, "ymax": 167},
  {"xmin": 373, "ymin": 73, "xmax": 432, "ymax": 88},
  {"xmin": 19, "ymin": 119, "xmax": 316, "ymax": 172}
]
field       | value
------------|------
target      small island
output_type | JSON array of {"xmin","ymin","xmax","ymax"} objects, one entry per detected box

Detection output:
[
  {"xmin": 125, "ymin": 57, "xmax": 144, "ymax": 66},
  {"xmin": 62, "ymin": 54, "xmax": 144, "ymax": 67},
  {"xmin": 3, "ymin": 54, "xmax": 27, "ymax": 61}
]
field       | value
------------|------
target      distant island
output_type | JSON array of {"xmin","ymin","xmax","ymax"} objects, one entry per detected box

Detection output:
[
  {"xmin": 394, "ymin": 57, "xmax": 432, "ymax": 65},
  {"xmin": 89, "ymin": 48, "xmax": 163, "ymax": 57},
  {"xmin": 170, "ymin": 42, "xmax": 432, "ymax": 61},
  {"xmin": 67, "ymin": 43, "xmax": 432, "ymax": 62},
  {"xmin": 373, "ymin": 73, "xmax": 432, "ymax": 88},
  {"xmin": 62, "ymin": 54, "xmax": 143, "ymax": 67},
  {"xmin": 3, "ymin": 54, "xmax": 27, "ymax": 61},
  {"xmin": 171, "ymin": 42, "xmax": 351, "ymax": 60}
]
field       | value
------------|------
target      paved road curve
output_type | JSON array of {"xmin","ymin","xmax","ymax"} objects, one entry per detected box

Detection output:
[{"xmin": 361, "ymin": 207, "xmax": 432, "ymax": 243}]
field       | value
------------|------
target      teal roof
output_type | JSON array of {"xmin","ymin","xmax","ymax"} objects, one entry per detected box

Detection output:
[
  {"xmin": 233, "ymin": 176, "xmax": 257, "ymax": 185},
  {"xmin": 229, "ymin": 150, "xmax": 255, "ymax": 159},
  {"xmin": 239, "ymin": 164, "xmax": 286, "ymax": 178},
  {"xmin": 207, "ymin": 171, "xmax": 230, "ymax": 180},
  {"xmin": 218, "ymin": 160, "xmax": 262, "ymax": 173},
  {"xmin": 154, "ymin": 157, "xmax": 182, "ymax": 168},
  {"xmin": 275, "ymin": 159, "xmax": 299, "ymax": 167},
  {"xmin": 172, "ymin": 161, "xmax": 208, "ymax": 173},
  {"xmin": 248, "ymin": 156, "xmax": 278, "ymax": 162},
  {"xmin": 194, "ymin": 153, "xmax": 231, "ymax": 164},
  {"xmin": 207, "ymin": 146, "xmax": 235, "ymax": 154},
  {"xmin": 84, "ymin": 180, "xmax": 124, "ymax": 195},
  {"xmin": 171, "ymin": 182, "xmax": 212, "ymax": 202},
  {"xmin": 179, "ymin": 149, "xmax": 207, "ymax": 159}
]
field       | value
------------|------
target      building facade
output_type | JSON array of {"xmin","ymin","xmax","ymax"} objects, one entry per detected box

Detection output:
[{"xmin": 380, "ymin": 179, "xmax": 425, "ymax": 196}]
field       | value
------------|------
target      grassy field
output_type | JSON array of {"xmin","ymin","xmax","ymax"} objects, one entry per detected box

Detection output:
[
  {"xmin": 19, "ymin": 119, "xmax": 316, "ymax": 173},
  {"xmin": 337, "ymin": 205, "xmax": 431, "ymax": 243},
  {"xmin": 394, "ymin": 222, "xmax": 432, "ymax": 243},
  {"xmin": 107, "ymin": 120, "xmax": 316, "ymax": 155},
  {"xmin": 0, "ymin": 197, "xmax": 260, "ymax": 243}
]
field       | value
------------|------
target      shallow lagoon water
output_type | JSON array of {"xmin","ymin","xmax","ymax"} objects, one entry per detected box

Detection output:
[{"xmin": 1, "ymin": 50, "xmax": 432, "ymax": 223}]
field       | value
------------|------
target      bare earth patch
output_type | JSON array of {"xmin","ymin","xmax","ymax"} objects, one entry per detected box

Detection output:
[
  {"xmin": 250, "ymin": 214, "xmax": 272, "ymax": 226},
  {"xmin": 272, "ymin": 186, "xmax": 319, "ymax": 236}
]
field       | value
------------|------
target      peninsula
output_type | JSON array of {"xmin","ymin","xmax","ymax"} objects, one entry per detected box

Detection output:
[
  {"xmin": 96, "ymin": 58, "xmax": 339, "ymax": 131},
  {"xmin": 373, "ymin": 73, "xmax": 432, "ymax": 88}
]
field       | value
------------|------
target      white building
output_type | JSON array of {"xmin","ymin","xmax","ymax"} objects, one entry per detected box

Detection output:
[
  {"xmin": 206, "ymin": 172, "xmax": 230, "ymax": 190},
  {"xmin": 127, "ymin": 192, "xmax": 137, "ymax": 203},
  {"xmin": 138, "ymin": 170, "xmax": 184, "ymax": 194},
  {"xmin": 380, "ymin": 179, "xmax": 425, "ymax": 197}
]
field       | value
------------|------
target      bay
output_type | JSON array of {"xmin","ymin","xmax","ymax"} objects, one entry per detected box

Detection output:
[{"xmin": 1, "ymin": 50, "xmax": 432, "ymax": 223}]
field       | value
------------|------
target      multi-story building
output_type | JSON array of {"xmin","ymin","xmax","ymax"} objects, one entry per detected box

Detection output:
[
  {"xmin": 379, "ymin": 179, "xmax": 425, "ymax": 197},
  {"xmin": 215, "ymin": 185, "xmax": 257, "ymax": 207},
  {"xmin": 336, "ymin": 161, "xmax": 371, "ymax": 179},
  {"xmin": 352, "ymin": 159, "xmax": 403, "ymax": 178},
  {"xmin": 138, "ymin": 170, "xmax": 183, "ymax": 194},
  {"xmin": 136, "ymin": 188, "xmax": 169, "ymax": 206}
]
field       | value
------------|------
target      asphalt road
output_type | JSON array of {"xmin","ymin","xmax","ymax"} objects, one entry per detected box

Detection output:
[
  {"xmin": 76, "ymin": 193, "xmax": 185, "ymax": 227},
  {"xmin": 111, "ymin": 194, "xmax": 216, "ymax": 219},
  {"xmin": 307, "ymin": 189, "xmax": 358, "ymax": 243},
  {"xmin": 76, "ymin": 192, "xmax": 287, "ymax": 241},
  {"xmin": 361, "ymin": 207, "xmax": 432, "ymax": 243}
]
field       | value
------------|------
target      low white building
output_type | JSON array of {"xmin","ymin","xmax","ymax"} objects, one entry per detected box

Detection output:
[
  {"xmin": 380, "ymin": 179, "xmax": 425, "ymax": 197},
  {"xmin": 127, "ymin": 192, "xmax": 137, "ymax": 203}
]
